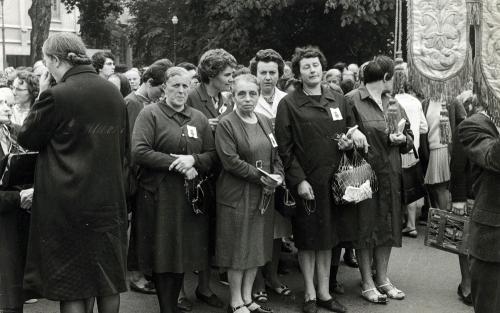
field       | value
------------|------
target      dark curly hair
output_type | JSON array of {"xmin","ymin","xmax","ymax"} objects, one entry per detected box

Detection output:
[
  {"xmin": 16, "ymin": 71, "xmax": 39, "ymax": 105},
  {"xmin": 249, "ymin": 49, "xmax": 285, "ymax": 78},
  {"xmin": 91, "ymin": 51, "xmax": 115, "ymax": 71},
  {"xmin": 291, "ymin": 46, "xmax": 327, "ymax": 79},
  {"xmin": 198, "ymin": 49, "xmax": 237, "ymax": 84}
]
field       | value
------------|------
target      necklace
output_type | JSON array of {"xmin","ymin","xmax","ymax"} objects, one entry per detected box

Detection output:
[{"xmin": 262, "ymin": 88, "xmax": 275, "ymax": 105}]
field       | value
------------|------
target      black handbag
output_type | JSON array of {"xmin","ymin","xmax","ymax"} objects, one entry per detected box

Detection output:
[
  {"xmin": 402, "ymin": 148, "xmax": 426, "ymax": 205},
  {"xmin": 0, "ymin": 132, "xmax": 37, "ymax": 187},
  {"xmin": 274, "ymin": 185, "xmax": 296, "ymax": 217}
]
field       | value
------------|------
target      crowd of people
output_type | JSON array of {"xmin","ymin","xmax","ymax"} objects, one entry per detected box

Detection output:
[{"xmin": 0, "ymin": 31, "xmax": 494, "ymax": 313}]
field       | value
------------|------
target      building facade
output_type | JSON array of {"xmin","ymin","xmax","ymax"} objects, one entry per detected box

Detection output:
[{"xmin": 1, "ymin": 0, "xmax": 79, "ymax": 69}]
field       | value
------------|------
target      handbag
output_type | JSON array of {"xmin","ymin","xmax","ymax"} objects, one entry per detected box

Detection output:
[
  {"xmin": 331, "ymin": 149, "xmax": 378, "ymax": 204},
  {"xmin": 402, "ymin": 148, "xmax": 426, "ymax": 205},
  {"xmin": 274, "ymin": 184, "xmax": 297, "ymax": 217},
  {"xmin": 184, "ymin": 175, "xmax": 214, "ymax": 215},
  {"xmin": 0, "ymin": 131, "xmax": 37, "ymax": 187}
]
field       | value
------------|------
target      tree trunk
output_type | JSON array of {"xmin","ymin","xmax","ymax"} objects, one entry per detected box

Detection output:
[{"xmin": 28, "ymin": 0, "xmax": 52, "ymax": 64}]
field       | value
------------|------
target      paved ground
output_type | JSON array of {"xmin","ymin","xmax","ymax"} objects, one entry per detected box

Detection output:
[{"xmin": 25, "ymin": 225, "xmax": 474, "ymax": 313}]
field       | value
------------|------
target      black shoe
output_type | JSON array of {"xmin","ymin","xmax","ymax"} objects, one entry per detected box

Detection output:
[
  {"xmin": 317, "ymin": 298, "xmax": 347, "ymax": 313},
  {"xmin": 303, "ymin": 300, "xmax": 318, "ymax": 313},
  {"xmin": 195, "ymin": 287, "xmax": 224, "ymax": 308},
  {"xmin": 457, "ymin": 285, "xmax": 473, "ymax": 306},
  {"xmin": 177, "ymin": 297, "xmax": 193, "ymax": 311},
  {"xmin": 343, "ymin": 256, "xmax": 358, "ymax": 268}
]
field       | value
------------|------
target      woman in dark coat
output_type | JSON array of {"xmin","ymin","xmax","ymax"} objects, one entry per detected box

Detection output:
[
  {"xmin": 275, "ymin": 47, "xmax": 365, "ymax": 313},
  {"xmin": 0, "ymin": 91, "xmax": 34, "ymax": 313},
  {"xmin": 215, "ymin": 74, "xmax": 283, "ymax": 313},
  {"xmin": 345, "ymin": 55, "xmax": 413, "ymax": 303},
  {"xmin": 132, "ymin": 67, "xmax": 217, "ymax": 313},
  {"xmin": 17, "ymin": 33, "xmax": 128, "ymax": 313}
]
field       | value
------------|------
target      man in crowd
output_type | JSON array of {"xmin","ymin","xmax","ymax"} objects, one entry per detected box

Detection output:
[{"xmin": 91, "ymin": 51, "xmax": 115, "ymax": 79}]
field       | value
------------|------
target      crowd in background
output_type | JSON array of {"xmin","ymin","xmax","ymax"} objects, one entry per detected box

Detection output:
[{"xmin": 0, "ymin": 31, "xmax": 489, "ymax": 313}]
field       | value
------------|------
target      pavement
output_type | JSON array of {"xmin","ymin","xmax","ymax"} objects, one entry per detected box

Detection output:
[{"xmin": 24, "ymin": 224, "xmax": 474, "ymax": 313}]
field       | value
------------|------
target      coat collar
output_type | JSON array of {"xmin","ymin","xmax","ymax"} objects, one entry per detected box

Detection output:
[
  {"xmin": 60, "ymin": 65, "xmax": 97, "ymax": 82},
  {"xmin": 196, "ymin": 83, "xmax": 220, "ymax": 117},
  {"xmin": 158, "ymin": 101, "xmax": 192, "ymax": 119},
  {"xmin": 295, "ymin": 85, "xmax": 337, "ymax": 107}
]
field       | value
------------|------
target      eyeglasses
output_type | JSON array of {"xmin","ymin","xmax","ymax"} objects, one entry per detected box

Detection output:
[{"xmin": 104, "ymin": 62, "xmax": 115, "ymax": 66}]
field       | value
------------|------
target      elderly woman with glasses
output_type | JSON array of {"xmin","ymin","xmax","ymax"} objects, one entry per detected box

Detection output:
[
  {"xmin": 132, "ymin": 67, "xmax": 217, "ymax": 313},
  {"xmin": 11, "ymin": 71, "xmax": 39, "ymax": 125},
  {"xmin": 215, "ymin": 74, "xmax": 284, "ymax": 313}
]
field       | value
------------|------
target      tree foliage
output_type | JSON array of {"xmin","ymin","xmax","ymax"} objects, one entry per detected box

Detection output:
[
  {"xmin": 61, "ymin": 0, "xmax": 123, "ymax": 48},
  {"xmin": 126, "ymin": 0, "xmax": 396, "ymax": 67}
]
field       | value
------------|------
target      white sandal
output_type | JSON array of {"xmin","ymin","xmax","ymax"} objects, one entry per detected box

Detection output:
[{"xmin": 377, "ymin": 280, "xmax": 405, "ymax": 300}]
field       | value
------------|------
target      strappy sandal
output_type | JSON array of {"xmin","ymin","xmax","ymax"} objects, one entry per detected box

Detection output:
[
  {"xmin": 361, "ymin": 288, "xmax": 388, "ymax": 304},
  {"xmin": 377, "ymin": 280, "xmax": 405, "ymax": 300},
  {"xmin": 265, "ymin": 281, "xmax": 292, "ymax": 296},
  {"xmin": 227, "ymin": 304, "xmax": 250, "ymax": 313},
  {"xmin": 246, "ymin": 301, "xmax": 273, "ymax": 313},
  {"xmin": 252, "ymin": 291, "xmax": 268, "ymax": 303}
]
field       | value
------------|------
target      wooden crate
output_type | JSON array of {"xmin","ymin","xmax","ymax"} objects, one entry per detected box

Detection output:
[{"xmin": 424, "ymin": 208, "xmax": 471, "ymax": 255}]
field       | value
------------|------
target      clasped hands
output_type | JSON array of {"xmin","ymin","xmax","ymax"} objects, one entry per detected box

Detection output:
[
  {"xmin": 389, "ymin": 132, "xmax": 407, "ymax": 145},
  {"xmin": 169, "ymin": 154, "xmax": 197, "ymax": 180}
]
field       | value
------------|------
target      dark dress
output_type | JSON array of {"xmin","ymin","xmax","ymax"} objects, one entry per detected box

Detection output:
[
  {"xmin": 132, "ymin": 102, "xmax": 216, "ymax": 274},
  {"xmin": 17, "ymin": 65, "xmax": 129, "ymax": 301},
  {"xmin": 215, "ymin": 112, "xmax": 283, "ymax": 269},
  {"xmin": 345, "ymin": 86, "xmax": 413, "ymax": 248},
  {"xmin": 275, "ymin": 86, "xmax": 356, "ymax": 250},
  {"xmin": 0, "ymin": 142, "xmax": 29, "ymax": 312}
]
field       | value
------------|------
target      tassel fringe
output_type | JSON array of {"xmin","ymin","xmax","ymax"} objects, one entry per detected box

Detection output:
[{"xmin": 466, "ymin": 0, "xmax": 481, "ymax": 26}]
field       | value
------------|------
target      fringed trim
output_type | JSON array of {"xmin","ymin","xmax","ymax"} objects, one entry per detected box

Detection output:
[
  {"xmin": 407, "ymin": 51, "xmax": 473, "ymax": 101},
  {"xmin": 475, "ymin": 58, "xmax": 500, "ymax": 126},
  {"xmin": 466, "ymin": 0, "xmax": 481, "ymax": 26},
  {"xmin": 407, "ymin": 0, "xmax": 473, "ymax": 101}
]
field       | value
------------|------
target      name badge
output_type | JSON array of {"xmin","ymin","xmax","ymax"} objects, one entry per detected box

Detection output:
[
  {"xmin": 330, "ymin": 108, "xmax": 343, "ymax": 121},
  {"xmin": 268, "ymin": 133, "xmax": 278, "ymax": 148},
  {"xmin": 187, "ymin": 125, "xmax": 198, "ymax": 138},
  {"xmin": 219, "ymin": 104, "xmax": 227, "ymax": 114}
]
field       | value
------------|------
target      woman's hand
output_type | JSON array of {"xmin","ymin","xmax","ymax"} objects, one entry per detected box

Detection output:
[
  {"xmin": 39, "ymin": 69, "xmax": 52, "ymax": 96},
  {"xmin": 169, "ymin": 154, "xmax": 195, "ymax": 173},
  {"xmin": 184, "ymin": 168, "xmax": 198, "ymax": 180},
  {"xmin": 389, "ymin": 133, "xmax": 407, "ymax": 145},
  {"xmin": 297, "ymin": 180, "xmax": 315, "ymax": 200},
  {"xmin": 260, "ymin": 174, "xmax": 283, "ymax": 189},
  {"xmin": 348, "ymin": 126, "xmax": 370, "ymax": 153},
  {"xmin": 338, "ymin": 134, "xmax": 353, "ymax": 151},
  {"xmin": 20, "ymin": 188, "xmax": 34, "ymax": 209}
]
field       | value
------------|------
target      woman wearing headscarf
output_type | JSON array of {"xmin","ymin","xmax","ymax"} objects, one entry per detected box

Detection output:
[{"xmin": 132, "ymin": 67, "xmax": 217, "ymax": 313}]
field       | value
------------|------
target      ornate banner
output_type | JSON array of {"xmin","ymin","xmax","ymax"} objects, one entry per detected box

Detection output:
[
  {"xmin": 408, "ymin": 0, "xmax": 472, "ymax": 100},
  {"xmin": 477, "ymin": 0, "xmax": 500, "ymax": 123}
]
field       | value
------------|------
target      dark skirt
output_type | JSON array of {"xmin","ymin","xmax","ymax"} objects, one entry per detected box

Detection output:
[
  {"xmin": 151, "ymin": 176, "xmax": 211, "ymax": 274},
  {"xmin": 290, "ymin": 178, "xmax": 339, "ymax": 251}
]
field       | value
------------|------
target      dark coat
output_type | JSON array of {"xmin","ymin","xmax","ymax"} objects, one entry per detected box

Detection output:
[
  {"xmin": 17, "ymin": 65, "xmax": 128, "ymax": 301},
  {"xmin": 275, "ymin": 86, "xmax": 356, "ymax": 250},
  {"xmin": 458, "ymin": 113, "xmax": 500, "ymax": 262},
  {"xmin": 186, "ymin": 83, "xmax": 233, "ymax": 120},
  {"xmin": 345, "ymin": 86, "xmax": 413, "ymax": 248}
]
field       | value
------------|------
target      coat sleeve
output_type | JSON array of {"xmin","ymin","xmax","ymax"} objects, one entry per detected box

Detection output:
[
  {"xmin": 275, "ymin": 98, "xmax": 307, "ymax": 187},
  {"xmin": 215, "ymin": 118, "xmax": 261, "ymax": 184},
  {"xmin": 17, "ymin": 90, "xmax": 61, "ymax": 151},
  {"xmin": 131, "ymin": 108, "xmax": 176, "ymax": 170},
  {"xmin": 0, "ymin": 190, "xmax": 20, "ymax": 214},
  {"xmin": 193, "ymin": 116, "xmax": 217, "ymax": 174},
  {"xmin": 459, "ymin": 116, "xmax": 500, "ymax": 174},
  {"xmin": 450, "ymin": 127, "xmax": 469, "ymax": 202}
]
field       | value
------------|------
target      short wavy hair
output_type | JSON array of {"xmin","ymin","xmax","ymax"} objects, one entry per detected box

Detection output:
[
  {"xmin": 232, "ymin": 74, "xmax": 260, "ymax": 95},
  {"xmin": 291, "ymin": 46, "xmax": 327, "ymax": 79},
  {"xmin": 249, "ymin": 49, "xmax": 285, "ymax": 78},
  {"xmin": 363, "ymin": 55, "xmax": 394, "ymax": 84},
  {"xmin": 16, "ymin": 71, "xmax": 39, "ymax": 105},
  {"xmin": 91, "ymin": 51, "xmax": 115, "ymax": 71},
  {"xmin": 198, "ymin": 49, "xmax": 237, "ymax": 84}
]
